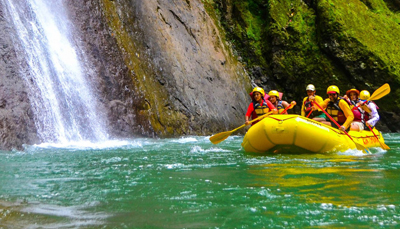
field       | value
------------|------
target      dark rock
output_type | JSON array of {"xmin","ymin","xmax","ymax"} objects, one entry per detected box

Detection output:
[
  {"xmin": 64, "ymin": 0, "xmax": 251, "ymax": 137},
  {"xmin": 0, "ymin": 8, "xmax": 38, "ymax": 150}
]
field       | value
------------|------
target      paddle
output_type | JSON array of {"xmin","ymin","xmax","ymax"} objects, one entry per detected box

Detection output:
[
  {"xmin": 280, "ymin": 101, "xmax": 296, "ymax": 114},
  {"xmin": 352, "ymin": 83, "xmax": 391, "ymax": 111},
  {"xmin": 313, "ymin": 101, "xmax": 370, "ymax": 154},
  {"xmin": 306, "ymin": 109, "xmax": 313, "ymax": 118},
  {"xmin": 366, "ymin": 125, "xmax": 390, "ymax": 150},
  {"xmin": 209, "ymin": 111, "xmax": 273, "ymax": 144}
]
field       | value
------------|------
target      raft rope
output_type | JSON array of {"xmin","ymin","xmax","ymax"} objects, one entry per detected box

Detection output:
[{"xmin": 265, "ymin": 115, "xmax": 379, "ymax": 140}]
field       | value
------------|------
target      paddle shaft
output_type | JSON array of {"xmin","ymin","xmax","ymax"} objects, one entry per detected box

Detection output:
[
  {"xmin": 231, "ymin": 110, "xmax": 273, "ymax": 134},
  {"xmin": 232, "ymin": 109, "xmax": 276, "ymax": 137},
  {"xmin": 352, "ymin": 102, "xmax": 368, "ymax": 111},
  {"xmin": 366, "ymin": 124, "xmax": 387, "ymax": 149},
  {"xmin": 306, "ymin": 109, "xmax": 313, "ymax": 118},
  {"xmin": 352, "ymin": 83, "xmax": 390, "ymax": 110},
  {"xmin": 313, "ymin": 101, "xmax": 354, "ymax": 141},
  {"xmin": 367, "ymin": 124, "xmax": 380, "ymax": 142},
  {"xmin": 280, "ymin": 102, "xmax": 294, "ymax": 114},
  {"xmin": 246, "ymin": 111, "xmax": 274, "ymax": 126}
]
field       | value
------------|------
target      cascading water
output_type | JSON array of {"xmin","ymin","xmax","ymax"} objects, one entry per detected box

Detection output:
[{"xmin": 2, "ymin": 0, "xmax": 109, "ymax": 144}]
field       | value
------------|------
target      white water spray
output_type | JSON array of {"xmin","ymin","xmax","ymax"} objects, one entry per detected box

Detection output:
[{"xmin": 3, "ymin": 0, "xmax": 108, "ymax": 144}]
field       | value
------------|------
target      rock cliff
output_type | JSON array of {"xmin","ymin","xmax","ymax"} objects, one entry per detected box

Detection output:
[
  {"xmin": 0, "ymin": 0, "xmax": 399, "ymax": 150},
  {"xmin": 0, "ymin": 0, "xmax": 251, "ymax": 150},
  {"xmin": 210, "ymin": 0, "xmax": 400, "ymax": 131},
  {"xmin": 66, "ymin": 0, "xmax": 251, "ymax": 138},
  {"xmin": 0, "ymin": 4, "xmax": 38, "ymax": 150}
]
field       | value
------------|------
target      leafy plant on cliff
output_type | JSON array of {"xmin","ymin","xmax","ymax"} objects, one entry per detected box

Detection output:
[
  {"xmin": 320, "ymin": 0, "xmax": 400, "ymax": 76},
  {"xmin": 317, "ymin": 0, "xmax": 400, "ymax": 107},
  {"xmin": 268, "ymin": 0, "xmax": 348, "ymax": 94},
  {"xmin": 205, "ymin": 0, "xmax": 269, "ymax": 68},
  {"xmin": 205, "ymin": 0, "xmax": 400, "ymax": 113}
]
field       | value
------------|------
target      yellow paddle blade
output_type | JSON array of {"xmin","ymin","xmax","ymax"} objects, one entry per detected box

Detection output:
[
  {"xmin": 367, "ymin": 125, "xmax": 390, "ymax": 151},
  {"xmin": 354, "ymin": 141, "xmax": 371, "ymax": 154},
  {"xmin": 209, "ymin": 111, "xmax": 273, "ymax": 145},
  {"xmin": 369, "ymin": 83, "xmax": 390, "ymax": 101},
  {"xmin": 382, "ymin": 142, "xmax": 390, "ymax": 150},
  {"xmin": 209, "ymin": 131, "xmax": 233, "ymax": 144}
]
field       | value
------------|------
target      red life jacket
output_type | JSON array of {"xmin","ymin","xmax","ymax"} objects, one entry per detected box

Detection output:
[
  {"xmin": 348, "ymin": 100, "xmax": 362, "ymax": 121},
  {"xmin": 347, "ymin": 100, "xmax": 369, "ymax": 123},
  {"xmin": 303, "ymin": 97, "xmax": 323, "ymax": 118},
  {"xmin": 303, "ymin": 98, "xmax": 313, "ymax": 113}
]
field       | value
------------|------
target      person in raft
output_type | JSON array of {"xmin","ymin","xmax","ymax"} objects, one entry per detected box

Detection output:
[
  {"xmin": 245, "ymin": 87, "xmax": 277, "ymax": 126},
  {"xmin": 315, "ymin": 85, "xmax": 354, "ymax": 131},
  {"xmin": 346, "ymin": 89, "xmax": 380, "ymax": 131},
  {"xmin": 267, "ymin": 90, "xmax": 296, "ymax": 114},
  {"xmin": 301, "ymin": 84, "xmax": 326, "ymax": 121},
  {"xmin": 343, "ymin": 88, "xmax": 366, "ymax": 131}
]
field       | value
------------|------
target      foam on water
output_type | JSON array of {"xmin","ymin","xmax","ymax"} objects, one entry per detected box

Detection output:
[
  {"xmin": 339, "ymin": 149, "xmax": 368, "ymax": 156},
  {"xmin": 1, "ymin": 134, "xmax": 400, "ymax": 228},
  {"xmin": 27, "ymin": 139, "xmax": 144, "ymax": 151},
  {"xmin": 345, "ymin": 145, "xmax": 388, "ymax": 155},
  {"xmin": 171, "ymin": 137, "xmax": 198, "ymax": 143},
  {"xmin": 189, "ymin": 145, "xmax": 233, "ymax": 154}
]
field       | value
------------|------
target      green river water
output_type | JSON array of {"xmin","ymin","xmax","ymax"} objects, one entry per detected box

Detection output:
[{"xmin": 0, "ymin": 133, "xmax": 399, "ymax": 228}]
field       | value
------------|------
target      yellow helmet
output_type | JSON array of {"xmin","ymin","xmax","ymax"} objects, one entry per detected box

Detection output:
[
  {"xmin": 250, "ymin": 87, "xmax": 265, "ymax": 97},
  {"xmin": 268, "ymin": 90, "xmax": 279, "ymax": 98},
  {"xmin": 306, "ymin": 84, "xmax": 315, "ymax": 91},
  {"xmin": 327, "ymin": 85, "xmax": 340, "ymax": 94},
  {"xmin": 360, "ymin": 90, "xmax": 370, "ymax": 100}
]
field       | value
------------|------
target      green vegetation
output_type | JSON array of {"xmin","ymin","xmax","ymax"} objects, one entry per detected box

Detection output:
[
  {"xmin": 206, "ymin": 0, "xmax": 269, "ymax": 67},
  {"xmin": 319, "ymin": 0, "xmax": 400, "ymax": 76},
  {"xmin": 317, "ymin": 0, "xmax": 400, "ymax": 106},
  {"xmin": 204, "ymin": 0, "xmax": 400, "ymax": 110}
]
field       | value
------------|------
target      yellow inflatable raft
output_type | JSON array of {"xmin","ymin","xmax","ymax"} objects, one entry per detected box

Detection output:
[{"xmin": 241, "ymin": 114, "xmax": 386, "ymax": 154}]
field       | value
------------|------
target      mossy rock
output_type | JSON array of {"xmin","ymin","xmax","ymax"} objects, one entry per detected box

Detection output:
[{"xmin": 207, "ymin": 0, "xmax": 400, "ymax": 128}]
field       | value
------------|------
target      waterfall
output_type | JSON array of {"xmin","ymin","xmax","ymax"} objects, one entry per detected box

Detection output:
[{"xmin": 2, "ymin": 0, "xmax": 109, "ymax": 144}]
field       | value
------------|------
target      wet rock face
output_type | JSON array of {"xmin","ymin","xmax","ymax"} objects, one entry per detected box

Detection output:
[
  {"xmin": 64, "ymin": 1, "xmax": 143, "ymax": 139},
  {"xmin": 131, "ymin": 0, "xmax": 251, "ymax": 134},
  {"xmin": 0, "ymin": 0, "xmax": 251, "ymax": 150},
  {"xmin": 0, "ymin": 7, "xmax": 38, "ymax": 150},
  {"xmin": 65, "ymin": 0, "xmax": 252, "ymax": 137}
]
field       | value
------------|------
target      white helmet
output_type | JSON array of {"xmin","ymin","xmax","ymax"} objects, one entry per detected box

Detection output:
[{"xmin": 306, "ymin": 84, "xmax": 315, "ymax": 91}]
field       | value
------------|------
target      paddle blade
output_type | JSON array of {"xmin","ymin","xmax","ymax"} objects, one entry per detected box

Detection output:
[
  {"xmin": 354, "ymin": 142, "xmax": 371, "ymax": 154},
  {"xmin": 381, "ymin": 142, "xmax": 390, "ymax": 150},
  {"xmin": 209, "ymin": 131, "xmax": 233, "ymax": 144},
  {"xmin": 369, "ymin": 83, "xmax": 390, "ymax": 101}
]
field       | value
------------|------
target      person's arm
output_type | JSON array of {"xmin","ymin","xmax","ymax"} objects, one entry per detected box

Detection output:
[
  {"xmin": 366, "ymin": 103, "xmax": 379, "ymax": 127},
  {"xmin": 282, "ymin": 101, "xmax": 290, "ymax": 108},
  {"xmin": 301, "ymin": 97, "xmax": 306, "ymax": 116},
  {"xmin": 339, "ymin": 100, "xmax": 354, "ymax": 130},
  {"xmin": 245, "ymin": 103, "xmax": 254, "ymax": 125},
  {"xmin": 316, "ymin": 98, "xmax": 329, "ymax": 110},
  {"xmin": 315, "ymin": 96, "xmax": 325, "ymax": 111},
  {"xmin": 266, "ymin": 100, "xmax": 278, "ymax": 114},
  {"xmin": 359, "ymin": 103, "xmax": 371, "ymax": 113},
  {"xmin": 342, "ymin": 95, "xmax": 351, "ymax": 105},
  {"xmin": 266, "ymin": 100, "xmax": 275, "ymax": 110}
]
